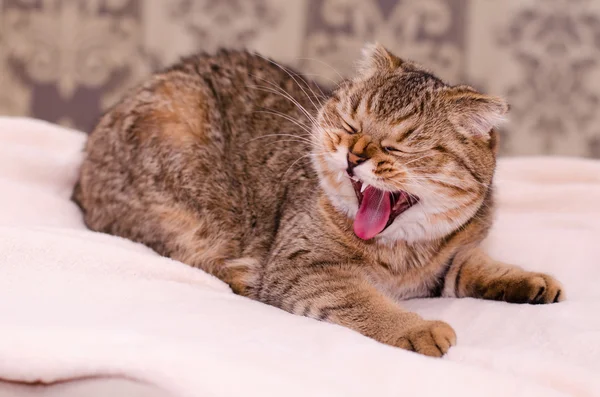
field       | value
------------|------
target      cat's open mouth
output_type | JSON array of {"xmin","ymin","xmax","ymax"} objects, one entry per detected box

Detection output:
[{"xmin": 348, "ymin": 174, "xmax": 419, "ymax": 240}]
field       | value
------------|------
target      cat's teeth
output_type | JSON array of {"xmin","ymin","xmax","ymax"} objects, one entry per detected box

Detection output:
[{"xmin": 360, "ymin": 183, "xmax": 368, "ymax": 193}]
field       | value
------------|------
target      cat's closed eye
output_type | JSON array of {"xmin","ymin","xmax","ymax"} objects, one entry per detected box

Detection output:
[
  {"xmin": 341, "ymin": 119, "xmax": 358, "ymax": 135},
  {"xmin": 383, "ymin": 144, "xmax": 430, "ymax": 155},
  {"xmin": 383, "ymin": 146, "xmax": 402, "ymax": 153}
]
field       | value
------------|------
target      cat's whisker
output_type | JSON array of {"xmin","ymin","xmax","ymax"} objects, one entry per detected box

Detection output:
[
  {"xmin": 282, "ymin": 152, "xmax": 320, "ymax": 177},
  {"xmin": 253, "ymin": 53, "xmax": 325, "ymax": 114},
  {"xmin": 246, "ymin": 84, "xmax": 321, "ymax": 136},
  {"xmin": 296, "ymin": 57, "xmax": 344, "ymax": 81},
  {"xmin": 298, "ymin": 74, "xmax": 339, "ymax": 89},
  {"xmin": 299, "ymin": 78, "xmax": 337, "ymax": 132},
  {"xmin": 264, "ymin": 140, "xmax": 327, "ymax": 150},
  {"xmin": 253, "ymin": 109, "xmax": 321, "ymax": 142},
  {"xmin": 245, "ymin": 133, "xmax": 316, "ymax": 147},
  {"xmin": 405, "ymin": 174, "xmax": 490, "ymax": 191},
  {"xmin": 403, "ymin": 178, "xmax": 485, "ymax": 215},
  {"xmin": 247, "ymin": 83, "xmax": 315, "ymax": 122},
  {"xmin": 247, "ymin": 74, "xmax": 322, "ymax": 127},
  {"xmin": 246, "ymin": 77, "xmax": 338, "ymax": 148},
  {"xmin": 246, "ymin": 72, "xmax": 329, "ymax": 136},
  {"xmin": 396, "ymin": 178, "xmax": 437, "ymax": 225},
  {"xmin": 397, "ymin": 178, "xmax": 449, "ymax": 212},
  {"xmin": 401, "ymin": 153, "xmax": 437, "ymax": 167},
  {"xmin": 398, "ymin": 161, "xmax": 491, "ymax": 190}
]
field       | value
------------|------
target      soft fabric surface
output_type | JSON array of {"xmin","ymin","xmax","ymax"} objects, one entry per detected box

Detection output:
[
  {"xmin": 1, "ymin": 117, "xmax": 599, "ymax": 397},
  {"xmin": 0, "ymin": 378, "xmax": 169, "ymax": 397}
]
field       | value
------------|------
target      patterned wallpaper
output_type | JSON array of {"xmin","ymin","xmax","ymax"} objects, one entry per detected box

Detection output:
[{"xmin": 1, "ymin": 0, "xmax": 599, "ymax": 157}]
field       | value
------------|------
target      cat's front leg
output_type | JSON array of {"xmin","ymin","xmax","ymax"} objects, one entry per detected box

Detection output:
[
  {"xmin": 444, "ymin": 247, "xmax": 564, "ymax": 304},
  {"xmin": 259, "ymin": 263, "xmax": 456, "ymax": 357}
]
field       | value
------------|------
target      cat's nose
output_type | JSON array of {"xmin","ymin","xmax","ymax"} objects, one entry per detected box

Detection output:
[{"xmin": 347, "ymin": 152, "xmax": 367, "ymax": 175}]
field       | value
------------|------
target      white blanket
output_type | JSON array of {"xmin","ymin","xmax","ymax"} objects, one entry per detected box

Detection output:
[{"xmin": 1, "ymin": 117, "xmax": 599, "ymax": 397}]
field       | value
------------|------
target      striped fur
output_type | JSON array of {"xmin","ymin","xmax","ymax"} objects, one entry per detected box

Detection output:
[{"xmin": 74, "ymin": 46, "xmax": 563, "ymax": 357}]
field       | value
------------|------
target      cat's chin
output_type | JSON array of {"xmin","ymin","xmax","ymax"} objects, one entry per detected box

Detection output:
[{"xmin": 348, "ymin": 173, "xmax": 419, "ymax": 240}]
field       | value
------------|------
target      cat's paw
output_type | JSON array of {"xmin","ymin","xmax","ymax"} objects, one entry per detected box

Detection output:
[
  {"xmin": 483, "ymin": 272, "xmax": 564, "ymax": 304},
  {"xmin": 395, "ymin": 320, "xmax": 456, "ymax": 357}
]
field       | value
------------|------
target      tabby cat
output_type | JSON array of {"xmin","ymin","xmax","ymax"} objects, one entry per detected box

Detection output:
[{"xmin": 73, "ymin": 44, "xmax": 563, "ymax": 357}]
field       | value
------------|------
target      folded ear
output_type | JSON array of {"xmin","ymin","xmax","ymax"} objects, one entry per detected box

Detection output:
[
  {"xmin": 357, "ymin": 42, "xmax": 403, "ymax": 76},
  {"xmin": 445, "ymin": 88, "xmax": 509, "ymax": 139}
]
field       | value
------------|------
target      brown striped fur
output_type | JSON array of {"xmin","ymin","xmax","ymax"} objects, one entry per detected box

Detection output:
[{"xmin": 73, "ymin": 45, "xmax": 563, "ymax": 357}]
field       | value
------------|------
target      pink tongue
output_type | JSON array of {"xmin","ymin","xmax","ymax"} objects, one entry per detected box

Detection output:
[{"xmin": 353, "ymin": 186, "xmax": 392, "ymax": 240}]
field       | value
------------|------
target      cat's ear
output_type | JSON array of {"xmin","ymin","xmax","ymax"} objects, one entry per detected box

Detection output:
[
  {"xmin": 445, "ymin": 87, "xmax": 509, "ymax": 139},
  {"xmin": 357, "ymin": 43, "xmax": 403, "ymax": 75}
]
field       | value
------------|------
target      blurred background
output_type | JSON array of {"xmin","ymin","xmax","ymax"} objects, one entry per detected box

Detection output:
[{"xmin": 1, "ymin": 0, "xmax": 599, "ymax": 158}]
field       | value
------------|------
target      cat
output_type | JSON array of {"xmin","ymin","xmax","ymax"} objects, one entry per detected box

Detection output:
[{"xmin": 73, "ymin": 44, "xmax": 564, "ymax": 357}]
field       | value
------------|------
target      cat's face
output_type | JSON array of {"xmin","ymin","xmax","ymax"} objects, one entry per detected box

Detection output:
[{"xmin": 312, "ymin": 44, "xmax": 508, "ymax": 243}]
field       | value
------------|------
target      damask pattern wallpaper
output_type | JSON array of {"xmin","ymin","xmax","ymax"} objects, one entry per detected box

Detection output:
[{"xmin": 1, "ymin": 0, "xmax": 599, "ymax": 157}]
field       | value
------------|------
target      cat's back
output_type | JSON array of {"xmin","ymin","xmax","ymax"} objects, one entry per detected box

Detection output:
[
  {"xmin": 85, "ymin": 50, "xmax": 320, "ymax": 163},
  {"xmin": 74, "ymin": 50, "xmax": 321, "ymax": 275}
]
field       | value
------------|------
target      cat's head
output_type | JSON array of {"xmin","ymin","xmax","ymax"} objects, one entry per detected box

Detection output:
[{"xmin": 312, "ymin": 43, "xmax": 508, "ymax": 243}]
